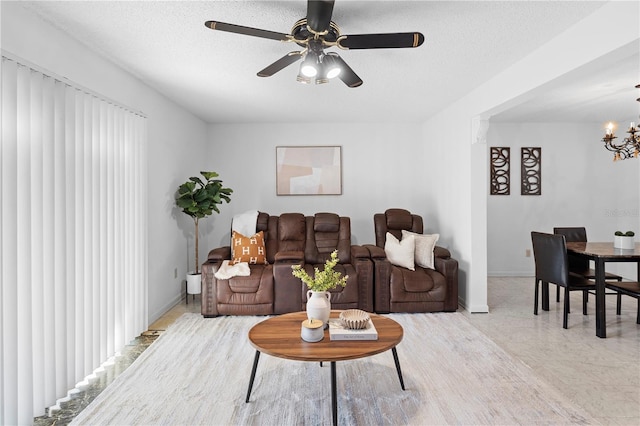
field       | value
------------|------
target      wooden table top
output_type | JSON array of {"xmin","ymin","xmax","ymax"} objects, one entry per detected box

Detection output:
[
  {"xmin": 248, "ymin": 311, "xmax": 403, "ymax": 362},
  {"xmin": 566, "ymin": 242, "xmax": 640, "ymax": 259}
]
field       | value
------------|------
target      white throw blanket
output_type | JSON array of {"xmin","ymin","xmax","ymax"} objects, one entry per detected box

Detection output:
[
  {"xmin": 214, "ymin": 260, "xmax": 250, "ymax": 280},
  {"xmin": 231, "ymin": 210, "xmax": 259, "ymax": 237}
]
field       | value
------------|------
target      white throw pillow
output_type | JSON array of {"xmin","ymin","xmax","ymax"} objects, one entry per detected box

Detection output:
[
  {"xmin": 402, "ymin": 230, "xmax": 440, "ymax": 270},
  {"xmin": 384, "ymin": 232, "xmax": 415, "ymax": 271}
]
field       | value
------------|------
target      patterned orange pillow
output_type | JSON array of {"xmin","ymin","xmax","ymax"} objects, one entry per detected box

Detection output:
[{"xmin": 231, "ymin": 231, "xmax": 268, "ymax": 265}]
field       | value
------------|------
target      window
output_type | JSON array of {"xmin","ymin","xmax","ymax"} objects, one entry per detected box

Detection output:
[{"xmin": 1, "ymin": 54, "xmax": 148, "ymax": 423}]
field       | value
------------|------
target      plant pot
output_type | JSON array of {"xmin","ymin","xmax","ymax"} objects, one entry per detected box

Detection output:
[
  {"xmin": 186, "ymin": 272, "xmax": 202, "ymax": 295},
  {"xmin": 614, "ymin": 235, "xmax": 635, "ymax": 250},
  {"xmin": 306, "ymin": 290, "xmax": 331, "ymax": 329}
]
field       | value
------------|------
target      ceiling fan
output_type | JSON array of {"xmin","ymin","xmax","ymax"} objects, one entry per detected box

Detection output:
[{"xmin": 204, "ymin": 0, "xmax": 424, "ymax": 87}]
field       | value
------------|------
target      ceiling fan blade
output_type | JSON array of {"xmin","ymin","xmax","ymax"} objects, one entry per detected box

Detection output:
[
  {"xmin": 257, "ymin": 52, "xmax": 303, "ymax": 77},
  {"xmin": 332, "ymin": 55, "xmax": 363, "ymax": 88},
  {"xmin": 204, "ymin": 21, "xmax": 290, "ymax": 42},
  {"xmin": 338, "ymin": 32, "xmax": 425, "ymax": 49},
  {"xmin": 306, "ymin": 0, "xmax": 335, "ymax": 33}
]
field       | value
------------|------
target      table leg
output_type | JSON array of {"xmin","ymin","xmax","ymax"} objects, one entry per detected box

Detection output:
[
  {"xmin": 331, "ymin": 361, "xmax": 337, "ymax": 426},
  {"xmin": 391, "ymin": 347, "xmax": 405, "ymax": 390},
  {"xmin": 542, "ymin": 281, "xmax": 549, "ymax": 311},
  {"xmin": 637, "ymin": 262, "xmax": 640, "ymax": 325},
  {"xmin": 245, "ymin": 350, "xmax": 261, "ymax": 403},
  {"xmin": 595, "ymin": 259, "xmax": 606, "ymax": 338}
]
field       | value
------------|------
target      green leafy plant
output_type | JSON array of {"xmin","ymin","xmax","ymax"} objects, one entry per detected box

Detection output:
[
  {"xmin": 615, "ymin": 231, "xmax": 635, "ymax": 237},
  {"xmin": 176, "ymin": 171, "xmax": 232, "ymax": 274},
  {"xmin": 291, "ymin": 250, "xmax": 348, "ymax": 292}
]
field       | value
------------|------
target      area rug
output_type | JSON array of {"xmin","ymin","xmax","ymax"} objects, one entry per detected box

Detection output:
[{"xmin": 71, "ymin": 313, "xmax": 594, "ymax": 425}]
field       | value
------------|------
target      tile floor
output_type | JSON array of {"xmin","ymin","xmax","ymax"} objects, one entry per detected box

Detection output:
[
  {"xmin": 35, "ymin": 278, "xmax": 640, "ymax": 425},
  {"xmin": 463, "ymin": 276, "xmax": 640, "ymax": 425}
]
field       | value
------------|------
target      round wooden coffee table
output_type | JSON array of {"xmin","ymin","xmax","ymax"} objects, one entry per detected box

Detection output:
[{"xmin": 245, "ymin": 311, "xmax": 404, "ymax": 426}]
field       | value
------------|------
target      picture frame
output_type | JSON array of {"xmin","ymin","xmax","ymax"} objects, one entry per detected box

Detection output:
[
  {"xmin": 521, "ymin": 147, "xmax": 541, "ymax": 195},
  {"xmin": 276, "ymin": 146, "xmax": 342, "ymax": 195},
  {"xmin": 490, "ymin": 147, "xmax": 510, "ymax": 195}
]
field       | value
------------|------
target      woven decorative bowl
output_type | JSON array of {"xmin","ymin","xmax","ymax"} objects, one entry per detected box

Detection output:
[{"xmin": 340, "ymin": 309, "xmax": 370, "ymax": 330}]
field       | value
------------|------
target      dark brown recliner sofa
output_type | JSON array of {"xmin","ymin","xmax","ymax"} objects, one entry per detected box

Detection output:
[
  {"xmin": 366, "ymin": 208, "xmax": 459, "ymax": 313},
  {"xmin": 201, "ymin": 212, "xmax": 373, "ymax": 317}
]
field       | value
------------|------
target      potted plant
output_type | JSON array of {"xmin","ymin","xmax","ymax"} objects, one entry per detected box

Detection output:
[
  {"xmin": 614, "ymin": 230, "xmax": 635, "ymax": 250},
  {"xmin": 176, "ymin": 171, "xmax": 232, "ymax": 295},
  {"xmin": 291, "ymin": 250, "xmax": 348, "ymax": 327}
]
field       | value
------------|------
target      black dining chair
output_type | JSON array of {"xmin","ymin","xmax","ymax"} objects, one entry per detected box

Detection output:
[
  {"xmin": 605, "ymin": 281, "xmax": 640, "ymax": 324},
  {"xmin": 531, "ymin": 231, "xmax": 595, "ymax": 329},
  {"xmin": 553, "ymin": 227, "xmax": 623, "ymax": 282},
  {"xmin": 553, "ymin": 227, "xmax": 623, "ymax": 309}
]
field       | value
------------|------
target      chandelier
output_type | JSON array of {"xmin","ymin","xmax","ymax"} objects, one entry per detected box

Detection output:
[{"xmin": 601, "ymin": 84, "xmax": 640, "ymax": 161}]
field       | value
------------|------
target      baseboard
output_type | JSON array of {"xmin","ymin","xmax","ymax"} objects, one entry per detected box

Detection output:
[
  {"xmin": 149, "ymin": 294, "xmax": 183, "ymax": 325},
  {"xmin": 458, "ymin": 297, "xmax": 489, "ymax": 314}
]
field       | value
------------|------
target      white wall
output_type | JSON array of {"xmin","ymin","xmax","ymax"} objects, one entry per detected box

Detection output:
[
  {"xmin": 1, "ymin": 2, "xmax": 210, "ymax": 323},
  {"xmin": 422, "ymin": 105, "xmax": 486, "ymax": 312},
  {"xmin": 423, "ymin": 0, "xmax": 639, "ymax": 312},
  {"xmin": 203, "ymin": 122, "xmax": 438, "ymax": 249},
  {"xmin": 487, "ymin": 122, "xmax": 640, "ymax": 279}
]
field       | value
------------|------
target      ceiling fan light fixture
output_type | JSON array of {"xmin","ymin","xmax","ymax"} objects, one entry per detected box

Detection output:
[
  {"xmin": 315, "ymin": 57, "xmax": 328, "ymax": 84},
  {"xmin": 327, "ymin": 67, "xmax": 341, "ymax": 79},
  {"xmin": 300, "ymin": 52, "xmax": 319, "ymax": 77},
  {"xmin": 323, "ymin": 54, "xmax": 341, "ymax": 79},
  {"xmin": 300, "ymin": 63, "xmax": 317, "ymax": 77},
  {"xmin": 315, "ymin": 69, "xmax": 328, "ymax": 84},
  {"xmin": 296, "ymin": 71, "xmax": 312, "ymax": 84},
  {"xmin": 205, "ymin": 2, "xmax": 425, "ymax": 87}
]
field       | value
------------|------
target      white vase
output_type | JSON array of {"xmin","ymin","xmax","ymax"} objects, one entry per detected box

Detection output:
[
  {"xmin": 186, "ymin": 272, "xmax": 202, "ymax": 295},
  {"xmin": 306, "ymin": 290, "xmax": 331, "ymax": 328},
  {"xmin": 614, "ymin": 235, "xmax": 635, "ymax": 250}
]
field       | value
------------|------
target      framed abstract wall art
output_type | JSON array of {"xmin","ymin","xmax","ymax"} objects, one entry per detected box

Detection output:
[
  {"xmin": 490, "ymin": 147, "xmax": 510, "ymax": 195},
  {"xmin": 276, "ymin": 146, "xmax": 342, "ymax": 195},
  {"xmin": 521, "ymin": 147, "xmax": 541, "ymax": 195}
]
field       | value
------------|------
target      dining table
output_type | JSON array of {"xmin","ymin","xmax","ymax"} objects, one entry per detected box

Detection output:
[{"xmin": 563, "ymin": 241, "xmax": 640, "ymax": 338}]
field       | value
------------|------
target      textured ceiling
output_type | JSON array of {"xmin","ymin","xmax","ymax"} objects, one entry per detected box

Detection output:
[{"xmin": 15, "ymin": 0, "xmax": 635, "ymax": 124}]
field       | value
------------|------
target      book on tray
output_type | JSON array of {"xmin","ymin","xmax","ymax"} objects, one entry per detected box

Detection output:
[{"xmin": 328, "ymin": 319, "xmax": 378, "ymax": 341}]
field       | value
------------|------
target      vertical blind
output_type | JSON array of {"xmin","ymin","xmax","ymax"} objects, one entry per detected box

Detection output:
[{"xmin": 1, "ymin": 54, "xmax": 148, "ymax": 424}]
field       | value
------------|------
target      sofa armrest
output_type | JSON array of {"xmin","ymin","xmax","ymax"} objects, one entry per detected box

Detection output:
[
  {"xmin": 207, "ymin": 246, "xmax": 231, "ymax": 262},
  {"xmin": 350, "ymin": 245, "xmax": 370, "ymax": 260},
  {"xmin": 435, "ymin": 256, "xmax": 459, "ymax": 311},
  {"xmin": 350, "ymin": 248, "xmax": 374, "ymax": 312},
  {"xmin": 434, "ymin": 245, "xmax": 451, "ymax": 259},
  {"xmin": 201, "ymin": 260, "xmax": 223, "ymax": 317},
  {"xmin": 363, "ymin": 244, "xmax": 386, "ymax": 260},
  {"xmin": 361, "ymin": 244, "xmax": 391, "ymax": 313},
  {"xmin": 202, "ymin": 246, "xmax": 232, "ymax": 317}
]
